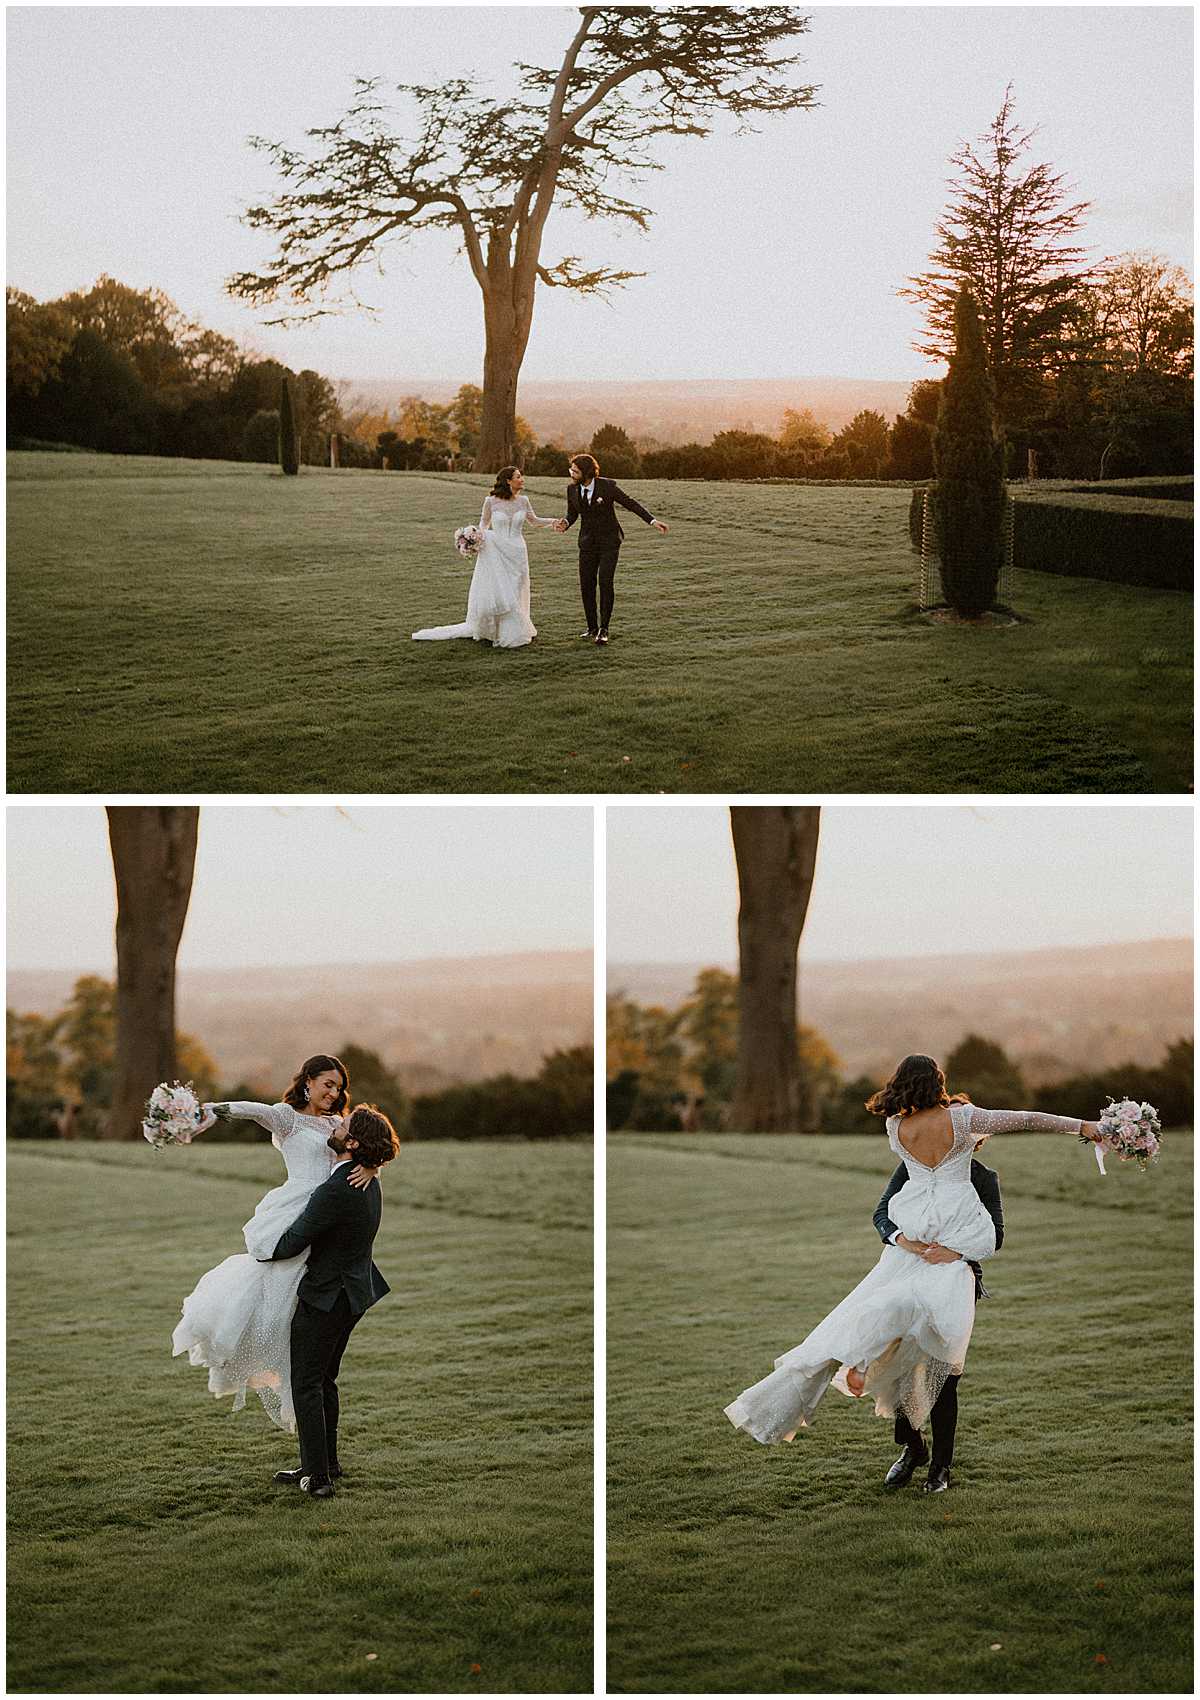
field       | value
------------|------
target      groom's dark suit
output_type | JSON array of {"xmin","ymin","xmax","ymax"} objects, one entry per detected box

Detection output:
[
  {"xmin": 872, "ymin": 1158, "xmax": 1004, "ymax": 1472},
  {"xmin": 265, "ymin": 1163, "xmax": 389, "ymax": 1481},
  {"xmin": 564, "ymin": 476, "xmax": 657, "ymax": 635}
]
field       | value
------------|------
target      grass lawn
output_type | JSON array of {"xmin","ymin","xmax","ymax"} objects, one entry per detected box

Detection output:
[
  {"xmin": 7, "ymin": 453, "xmax": 1191, "ymax": 793},
  {"xmin": 7, "ymin": 1139, "xmax": 592, "ymax": 1694},
  {"xmin": 607, "ymin": 1132, "xmax": 1192, "ymax": 1693}
]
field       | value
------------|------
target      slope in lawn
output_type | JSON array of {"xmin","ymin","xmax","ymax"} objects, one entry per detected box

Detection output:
[
  {"xmin": 7, "ymin": 1140, "xmax": 592, "ymax": 1693},
  {"xmin": 7, "ymin": 454, "xmax": 1190, "ymax": 793},
  {"xmin": 607, "ymin": 1133, "xmax": 1192, "ymax": 1693}
]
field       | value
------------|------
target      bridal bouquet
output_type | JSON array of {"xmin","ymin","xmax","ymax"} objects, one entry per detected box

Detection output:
[
  {"xmin": 1084, "ymin": 1097, "xmax": 1163, "ymax": 1174},
  {"xmin": 454, "ymin": 525, "xmax": 484, "ymax": 557},
  {"xmin": 143, "ymin": 1081, "xmax": 204, "ymax": 1150}
]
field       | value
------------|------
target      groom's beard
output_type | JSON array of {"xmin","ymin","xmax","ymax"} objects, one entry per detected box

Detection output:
[{"xmin": 327, "ymin": 1131, "xmax": 352, "ymax": 1156}]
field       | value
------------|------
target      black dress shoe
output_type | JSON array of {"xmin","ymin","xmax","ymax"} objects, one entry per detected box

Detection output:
[
  {"xmin": 273, "ymin": 1468, "xmax": 304, "ymax": 1486},
  {"xmin": 580, "ymin": 629, "xmax": 598, "ymax": 640},
  {"xmin": 922, "ymin": 1464, "xmax": 952, "ymax": 1494},
  {"xmin": 595, "ymin": 630, "xmax": 609, "ymax": 646},
  {"xmin": 300, "ymin": 1474, "xmax": 335, "ymax": 1498},
  {"xmin": 884, "ymin": 1444, "xmax": 928, "ymax": 1490}
]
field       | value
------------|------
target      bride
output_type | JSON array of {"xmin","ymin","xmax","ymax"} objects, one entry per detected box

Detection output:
[
  {"xmin": 412, "ymin": 465, "xmax": 561, "ymax": 650},
  {"xmin": 172, "ymin": 1053, "xmax": 383, "ymax": 1431},
  {"xmin": 725, "ymin": 1053, "xmax": 1100, "ymax": 1453}
]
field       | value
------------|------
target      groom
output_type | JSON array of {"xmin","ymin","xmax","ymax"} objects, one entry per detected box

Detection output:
[
  {"xmin": 871, "ymin": 1155, "xmax": 1005, "ymax": 1494},
  {"xmin": 259, "ymin": 1104, "xmax": 399, "ymax": 1498},
  {"xmin": 561, "ymin": 453, "xmax": 668, "ymax": 646}
]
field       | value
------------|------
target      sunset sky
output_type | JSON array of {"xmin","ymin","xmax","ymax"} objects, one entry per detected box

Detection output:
[
  {"xmin": 7, "ymin": 6, "xmax": 1191, "ymax": 385},
  {"xmin": 6, "ymin": 805, "xmax": 593, "ymax": 970},
  {"xmin": 607, "ymin": 805, "xmax": 1194, "ymax": 965}
]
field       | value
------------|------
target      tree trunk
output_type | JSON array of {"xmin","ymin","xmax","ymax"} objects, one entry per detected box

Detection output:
[
  {"xmin": 106, "ymin": 807, "xmax": 199, "ymax": 1139},
  {"xmin": 729, "ymin": 807, "xmax": 821, "ymax": 1133},
  {"xmin": 476, "ymin": 236, "xmax": 536, "ymax": 471}
]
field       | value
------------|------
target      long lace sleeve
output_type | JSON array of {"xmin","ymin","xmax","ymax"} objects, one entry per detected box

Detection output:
[
  {"xmin": 222, "ymin": 1101, "xmax": 296, "ymax": 1149},
  {"xmin": 479, "ymin": 495, "xmax": 492, "ymax": 529},
  {"xmin": 968, "ymin": 1105, "xmax": 1082, "ymax": 1140},
  {"xmin": 521, "ymin": 494, "xmax": 559, "ymax": 529}
]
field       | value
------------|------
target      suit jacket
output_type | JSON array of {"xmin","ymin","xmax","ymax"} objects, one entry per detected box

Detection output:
[
  {"xmin": 564, "ymin": 476, "xmax": 654, "ymax": 544},
  {"xmin": 267, "ymin": 1164, "xmax": 390, "ymax": 1315},
  {"xmin": 873, "ymin": 1158, "xmax": 1004, "ymax": 1301}
]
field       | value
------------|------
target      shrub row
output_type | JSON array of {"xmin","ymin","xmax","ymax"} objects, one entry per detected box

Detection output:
[
  {"xmin": 907, "ymin": 483, "xmax": 1193, "ymax": 592},
  {"xmin": 1013, "ymin": 492, "xmax": 1193, "ymax": 590}
]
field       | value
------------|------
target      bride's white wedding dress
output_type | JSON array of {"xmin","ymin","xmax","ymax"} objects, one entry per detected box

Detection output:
[
  {"xmin": 724, "ymin": 1104, "xmax": 1082, "ymax": 1442},
  {"xmin": 171, "ymin": 1103, "xmax": 342, "ymax": 1431},
  {"xmin": 412, "ymin": 492, "xmax": 558, "ymax": 649}
]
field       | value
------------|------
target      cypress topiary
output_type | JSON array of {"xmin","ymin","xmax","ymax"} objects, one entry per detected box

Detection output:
[
  {"xmin": 278, "ymin": 375, "xmax": 300, "ymax": 476},
  {"xmin": 933, "ymin": 288, "xmax": 1004, "ymax": 616}
]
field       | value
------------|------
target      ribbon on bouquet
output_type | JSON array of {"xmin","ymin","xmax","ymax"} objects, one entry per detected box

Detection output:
[{"xmin": 1091, "ymin": 1138, "xmax": 1110, "ymax": 1176}]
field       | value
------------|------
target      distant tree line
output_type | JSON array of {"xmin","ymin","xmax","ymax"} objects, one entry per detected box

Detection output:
[
  {"xmin": 7, "ymin": 276, "xmax": 342, "ymax": 464},
  {"xmin": 7, "ymin": 976, "xmax": 591, "ymax": 1142},
  {"xmin": 606, "ymin": 970, "xmax": 1193, "ymax": 1134}
]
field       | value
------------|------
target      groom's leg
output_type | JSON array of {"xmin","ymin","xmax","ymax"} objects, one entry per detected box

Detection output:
[
  {"xmin": 290, "ymin": 1298, "xmax": 337, "ymax": 1478},
  {"xmin": 597, "ymin": 542, "xmax": 620, "ymax": 631},
  {"xmin": 928, "ymin": 1374, "xmax": 961, "ymax": 1470},
  {"xmin": 578, "ymin": 543, "xmax": 600, "ymax": 633},
  {"xmin": 322, "ymin": 1304, "xmax": 362, "ymax": 1473},
  {"xmin": 894, "ymin": 1412, "xmax": 925, "ymax": 1452}
]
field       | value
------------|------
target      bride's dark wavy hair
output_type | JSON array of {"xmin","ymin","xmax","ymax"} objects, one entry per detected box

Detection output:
[
  {"xmin": 865, "ymin": 1054, "xmax": 969, "ymax": 1119},
  {"xmin": 490, "ymin": 465, "xmax": 519, "ymax": 499},
  {"xmin": 284, "ymin": 1054, "xmax": 349, "ymax": 1115}
]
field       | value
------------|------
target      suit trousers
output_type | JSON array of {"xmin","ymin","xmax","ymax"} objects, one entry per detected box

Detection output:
[
  {"xmin": 894, "ymin": 1375, "xmax": 961, "ymax": 1469},
  {"xmin": 892, "ymin": 1281, "xmax": 976, "ymax": 1468},
  {"xmin": 290, "ymin": 1289, "xmax": 361, "ymax": 1479},
  {"xmin": 578, "ymin": 536, "xmax": 621, "ymax": 632}
]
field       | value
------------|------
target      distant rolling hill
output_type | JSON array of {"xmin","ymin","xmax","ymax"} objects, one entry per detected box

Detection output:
[
  {"xmin": 8, "ymin": 950, "xmax": 593, "ymax": 1097},
  {"xmin": 609, "ymin": 938, "xmax": 1192, "ymax": 1085},
  {"xmin": 338, "ymin": 375, "xmax": 914, "ymax": 447}
]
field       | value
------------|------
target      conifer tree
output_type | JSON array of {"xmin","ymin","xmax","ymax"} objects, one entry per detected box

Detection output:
[
  {"xmin": 278, "ymin": 374, "xmax": 300, "ymax": 475},
  {"xmin": 934, "ymin": 288, "xmax": 1005, "ymax": 618}
]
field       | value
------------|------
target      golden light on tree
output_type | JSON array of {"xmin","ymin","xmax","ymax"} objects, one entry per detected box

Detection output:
[
  {"xmin": 227, "ymin": 7, "xmax": 818, "ymax": 469},
  {"xmin": 729, "ymin": 806, "xmax": 821, "ymax": 1133},
  {"xmin": 106, "ymin": 807, "xmax": 199, "ymax": 1140}
]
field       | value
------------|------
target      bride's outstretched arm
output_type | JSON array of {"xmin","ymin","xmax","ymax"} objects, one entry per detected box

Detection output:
[
  {"xmin": 199, "ymin": 1101, "xmax": 292, "ymax": 1141},
  {"xmin": 969, "ymin": 1106, "xmax": 1101, "ymax": 1140},
  {"xmin": 521, "ymin": 495, "xmax": 561, "ymax": 530}
]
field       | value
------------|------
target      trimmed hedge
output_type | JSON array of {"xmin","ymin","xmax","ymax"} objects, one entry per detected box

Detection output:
[
  {"xmin": 1013, "ymin": 491, "xmax": 1192, "ymax": 590},
  {"xmin": 908, "ymin": 482, "xmax": 1193, "ymax": 591},
  {"xmin": 1061, "ymin": 477, "xmax": 1192, "ymax": 502}
]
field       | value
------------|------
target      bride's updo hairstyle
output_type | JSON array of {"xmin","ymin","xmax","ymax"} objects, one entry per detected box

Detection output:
[
  {"xmin": 284, "ymin": 1054, "xmax": 349, "ymax": 1115},
  {"xmin": 344, "ymin": 1103, "xmax": 401, "ymax": 1167},
  {"xmin": 491, "ymin": 465, "xmax": 520, "ymax": 499},
  {"xmin": 865, "ymin": 1054, "xmax": 968, "ymax": 1119}
]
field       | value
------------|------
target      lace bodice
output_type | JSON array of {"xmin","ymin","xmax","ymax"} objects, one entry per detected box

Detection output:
[
  {"xmin": 225, "ymin": 1101, "xmax": 338, "ymax": 1185},
  {"xmin": 887, "ymin": 1102, "xmax": 1083, "ymax": 1182},
  {"xmin": 479, "ymin": 493, "xmax": 556, "ymax": 539}
]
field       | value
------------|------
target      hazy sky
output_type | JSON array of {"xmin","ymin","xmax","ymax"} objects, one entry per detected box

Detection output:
[
  {"xmin": 607, "ymin": 805, "xmax": 1194, "ymax": 964},
  {"xmin": 6, "ymin": 805, "xmax": 593, "ymax": 970},
  {"xmin": 7, "ymin": 7, "xmax": 1192, "ymax": 384}
]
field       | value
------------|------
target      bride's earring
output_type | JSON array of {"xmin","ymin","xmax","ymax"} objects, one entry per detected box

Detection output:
[{"xmin": 303, "ymin": 1085, "xmax": 310, "ymax": 1103}]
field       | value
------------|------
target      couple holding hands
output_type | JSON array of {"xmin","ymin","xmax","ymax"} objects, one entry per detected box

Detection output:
[{"xmin": 413, "ymin": 451, "xmax": 669, "ymax": 651}]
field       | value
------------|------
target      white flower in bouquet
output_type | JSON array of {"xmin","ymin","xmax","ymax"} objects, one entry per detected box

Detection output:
[
  {"xmin": 454, "ymin": 524, "xmax": 484, "ymax": 557},
  {"xmin": 1085, "ymin": 1096, "xmax": 1163, "ymax": 1174},
  {"xmin": 142, "ymin": 1081, "xmax": 203, "ymax": 1150}
]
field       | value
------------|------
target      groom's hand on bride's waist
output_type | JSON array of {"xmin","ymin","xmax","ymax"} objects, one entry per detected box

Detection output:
[{"xmin": 922, "ymin": 1242, "xmax": 964, "ymax": 1264}]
